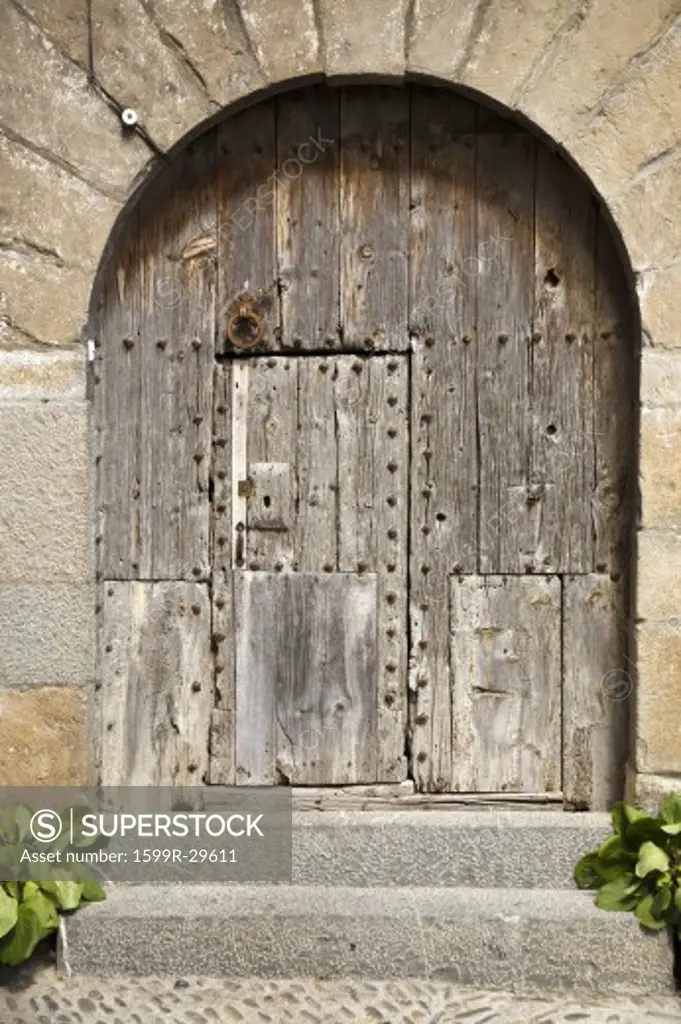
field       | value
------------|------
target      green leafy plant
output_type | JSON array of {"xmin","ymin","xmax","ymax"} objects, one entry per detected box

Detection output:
[
  {"xmin": 574, "ymin": 793, "xmax": 681, "ymax": 935},
  {"xmin": 0, "ymin": 805, "xmax": 107, "ymax": 966}
]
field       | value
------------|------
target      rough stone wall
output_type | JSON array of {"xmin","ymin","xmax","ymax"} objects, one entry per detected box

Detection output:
[{"xmin": 1, "ymin": 0, "xmax": 680, "ymax": 802}]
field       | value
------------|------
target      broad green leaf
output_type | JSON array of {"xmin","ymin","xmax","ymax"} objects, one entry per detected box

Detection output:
[
  {"xmin": 636, "ymin": 842, "xmax": 670, "ymax": 878},
  {"xmin": 2, "ymin": 882, "xmax": 18, "ymax": 901},
  {"xmin": 596, "ymin": 877, "xmax": 640, "ymax": 912},
  {"xmin": 624, "ymin": 805, "xmax": 648, "ymax": 824},
  {"xmin": 40, "ymin": 880, "xmax": 83, "ymax": 911},
  {"xmin": 674, "ymin": 886, "xmax": 681, "ymax": 913},
  {"xmin": 574, "ymin": 852, "xmax": 605, "ymax": 889},
  {"xmin": 652, "ymin": 885, "xmax": 672, "ymax": 915},
  {"xmin": 623, "ymin": 818, "xmax": 667, "ymax": 849},
  {"xmin": 0, "ymin": 886, "xmax": 18, "ymax": 940},
  {"xmin": 0, "ymin": 889, "xmax": 56, "ymax": 967},
  {"xmin": 599, "ymin": 834, "xmax": 625, "ymax": 859},
  {"xmin": 80, "ymin": 880, "xmax": 106, "ymax": 902},
  {"xmin": 635, "ymin": 893, "xmax": 668, "ymax": 931},
  {"xmin": 661, "ymin": 822, "xmax": 681, "ymax": 835},
  {"xmin": 660, "ymin": 793, "xmax": 681, "ymax": 825},
  {"xmin": 598, "ymin": 855, "xmax": 638, "ymax": 882}
]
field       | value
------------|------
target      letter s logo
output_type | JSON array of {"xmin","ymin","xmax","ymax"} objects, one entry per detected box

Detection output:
[{"xmin": 30, "ymin": 809, "xmax": 63, "ymax": 843}]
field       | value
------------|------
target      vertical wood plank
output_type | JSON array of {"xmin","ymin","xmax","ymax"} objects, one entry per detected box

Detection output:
[
  {"xmin": 216, "ymin": 102, "xmax": 277, "ymax": 355},
  {"xmin": 277, "ymin": 85, "xmax": 340, "ymax": 350},
  {"xmin": 594, "ymin": 216, "xmax": 636, "ymax": 577},
  {"xmin": 336, "ymin": 355, "xmax": 409, "ymax": 781},
  {"xmin": 235, "ymin": 572, "xmax": 378, "ymax": 785},
  {"xmin": 96, "ymin": 242, "xmax": 141, "ymax": 580},
  {"xmin": 563, "ymin": 574, "xmax": 629, "ymax": 809},
  {"xmin": 409, "ymin": 88, "xmax": 478, "ymax": 791},
  {"xmin": 449, "ymin": 575, "xmax": 562, "ymax": 793},
  {"xmin": 476, "ymin": 129, "xmax": 535, "ymax": 573},
  {"xmin": 243, "ymin": 356, "xmax": 298, "ymax": 570},
  {"xmin": 99, "ymin": 136, "xmax": 216, "ymax": 580},
  {"xmin": 295, "ymin": 359, "xmax": 338, "ymax": 571},
  {"xmin": 340, "ymin": 87, "xmax": 410, "ymax": 351},
  {"xmin": 99, "ymin": 581, "xmax": 213, "ymax": 785},
  {"xmin": 209, "ymin": 363, "xmax": 235, "ymax": 782},
  {"xmin": 531, "ymin": 148, "xmax": 597, "ymax": 572}
]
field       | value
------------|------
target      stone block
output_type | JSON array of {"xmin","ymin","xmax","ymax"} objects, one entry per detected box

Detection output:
[
  {"xmin": 636, "ymin": 621, "xmax": 681, "ymax": 773},
  {"xmin": 610, "ymin": 155, "xmax": 681, "ymax": 269},
  {"xmin": 0, "ymin": 131, "xmax": 121, "ymax": 272},
  {"xmin": 90, "ymin": 0, "xmax": 216, "ymax": 154},
  {"xmin": 456, "ymin": 0, "xmax": 568, "ymax": 108},
  {"xmin": 0, "ymin": 249, "xmax": 93, "ymax": 348},
  {"xmin": 17, "ymin": 0, "xmax": 90, "ymax": 67},
  {"xmin": 150, "ymin": 0, "xmax": 264, "ymax": 108},
  {"xmin": 519, "ymin": 0, "xmax": 680, "ymax": 145},
  {"xmin": 0, "ymin": 584, "xmax": 94, "ymax": 687},
  {"xmin": 0, "ymin": 685, "xmax": 90, "ymax": 785},
  {"xmin": 0, "ymin": 403, "xmax": 90, "ymax": 583},
  {"xmin": 237, "ymin": 0, "xmax": 322, "ymax": 82},
  {"xmin": 0, "ymin": 2, "xmax": 151, "ymax": 198},
  {"xmin": 0, "ymin": 350, "xmax": 85, "ymax": 402},
  {"xmin": 628, "ymin": 766, "xmax": 681, "ymax": 812},
  {"xmin": 637, "ymin": 530, "xmax": 681, "ymax": 621},
  {"xmin": 319, "ymin": 0, "xmax": 408, "ymax": 79},
  {"xmin": 407, "ymin": 0, "xmax": 480, "ymax": 79},
  {"xmin": 640, "ymin": 264, "xmax": 681, "ymax": 349},
  {"xmin": 640, "ymin": 350, "xmax": 681, "ymax": 406},
  {"xmin": 62, "ymin": 883, "xmax": 675, "ymax": 993},
  {"xmin": 640, "ymin": 406, "xmax": 681, "ymax": 528}
]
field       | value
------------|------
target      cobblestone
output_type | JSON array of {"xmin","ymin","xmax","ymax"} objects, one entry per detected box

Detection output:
[{"xmin": 0, "ymin": 957, "xmax": 679, "ymax": 1024}]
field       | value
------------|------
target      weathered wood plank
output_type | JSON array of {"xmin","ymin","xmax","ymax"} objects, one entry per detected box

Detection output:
[
  {"xmin": 216, "ymin": 102, "xmax": 277, "ymax": 355},
  {"xmin": 563, "ymin": 574, "xmax": 629, "ymax": 810},
  {"xmin": 99, "ymin": 581, "xmax": 213, "ymax": 785},
  {"xmin": 209, "ymin": 363, "xmax": 235, "ymax": 783},
  {"xmin": 449, "ymin": 575, "xmax": 562, "ymax": 793},
  {"xmin": 294, "ymin": 359, "xmax": 338, "ymax": 571},
  {"xmin": 531, "ymin": 147, "xmax": 597, "ymax": 572},
  {"xmin": 244, "ymin": 356, "xmax": 298, "ymax": 571},
  {"xmin": 291, "ymin": 787, "xmax": 563, "ymax": 811},
  {"xmin": 409, "ymin": 89, "xmax": 478, "ymax": 792},
  {"xmin": 593, "ymin": 215, "xmax": 636, "ymax": 576},
  {"xmin": 277, "ymin": 85, "xmax": 340, "ymax": 349},
  {"xmin": 336, "ymin": 355, "xmax": 409, "ymax": 781},
  {"xmin": 235, "ymin": 571, "xmax": 378, "ymax": 785},
  {"xmin": 476, "ymin": 129, "xmax": 535, "ymax": 573},
  {"xmin": 99, "ymin": 137, "xmax": 216, "ymax": 579},
  {"xmin": 340, "ymin": 87, "xmax": 409, "ymax": 350}
]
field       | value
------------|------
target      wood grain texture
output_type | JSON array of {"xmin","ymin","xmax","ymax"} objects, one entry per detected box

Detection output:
[
  {"xmin": 532, "ymin": 147, "xmax": 597, "ymax": 573},
  {"xmin": 277, "ymin": 85, "xmax": 340, "ymax": 349},
  {"xmin": 340, "ymin": 87, "xmax": 410, "ymax": 351},
  {"xmin": 216, "ymin": 101, "xmax": 277, "ymax": 355},
  {"xmin": 563, "ymin": 574, "xmax": 629, "ymax": 810},
  {"xmin": 235, "ymin": 571, "xmax": 378, "ymax": 785},
  {"xmin": 98, "ymin": 140, "xmax": 216, "ymax": 579},
  {"xmin": 409, "ymin": 89, "xmax": 478, "ymax": 792},
  {"xmin": 336, "ymin": 356, "xmax": 409, "ymax": 781},
  {"xmin": 449, "ymin": 575, "xmax": 562, "ymax": 793},
  {"xmin": 476, "ymin": 130, "xmax": 535, "ymax": 574},
  {"xmin": 593, "ymin": 215, "xmax": 636, "ymax": 577},
  {"xmin": 98, "ymin": 581, "xmax": 213, "ymax": 785}
]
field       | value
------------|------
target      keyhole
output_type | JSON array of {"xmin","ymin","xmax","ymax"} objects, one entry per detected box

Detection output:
[
  {"xmin": 263, "ymin": 495, "xmax": 271, "ymax": 508},
  {"xmin": 231, "ymin": 315, "xmax": 260, "ymax": 346}
]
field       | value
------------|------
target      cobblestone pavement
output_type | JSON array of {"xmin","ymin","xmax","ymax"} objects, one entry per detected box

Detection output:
[{"xmin": 0, "ymin": 958, "xmax": 680, "ymax": 1024}]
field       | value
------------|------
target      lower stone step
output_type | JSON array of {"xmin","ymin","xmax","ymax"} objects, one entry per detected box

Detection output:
[{"xmin": 61, "ymin": 884, "xmax": 676, "ymax": 995}]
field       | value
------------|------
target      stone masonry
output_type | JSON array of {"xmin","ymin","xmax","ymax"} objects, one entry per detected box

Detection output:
[{"xmin": 1, "ymin": 0, "xmax": 681, "ymax": 804}]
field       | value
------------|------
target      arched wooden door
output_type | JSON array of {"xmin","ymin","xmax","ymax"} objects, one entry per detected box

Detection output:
[{"xmin": 93, "ymin": 84, "xmax": 636, "ymax": 809}]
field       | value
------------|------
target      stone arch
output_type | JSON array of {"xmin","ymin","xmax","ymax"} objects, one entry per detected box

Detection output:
[{"xmin": 1, "ymin": 1, "xmax": 678, "ymax": 802}]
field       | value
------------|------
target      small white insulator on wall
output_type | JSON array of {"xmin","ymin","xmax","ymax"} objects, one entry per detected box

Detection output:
[{"xmin": 121, "ymin": 108, "xmax": 138, "ymax": 128}]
